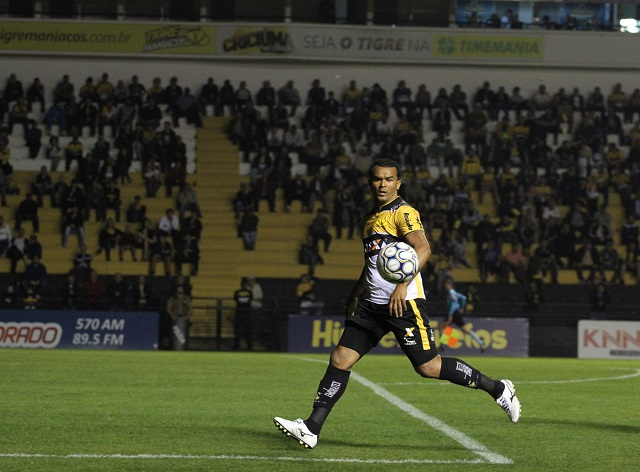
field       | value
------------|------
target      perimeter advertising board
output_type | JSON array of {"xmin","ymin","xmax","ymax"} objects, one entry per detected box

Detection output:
[
  {"xmin": 0, "ymin": 310, "xmax": 159, "ymax": 350},
  {"xmin": 288, "ymin": 316, "xmax": 529, "ymax": 357},
  {"xmin": 578, "ymin": 320, "xmax": 640, "ymax": 360}
]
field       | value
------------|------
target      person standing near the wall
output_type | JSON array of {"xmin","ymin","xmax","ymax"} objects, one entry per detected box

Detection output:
[{"xmin": 233, "ymin": 277, "xmax": 254, "ymax": 350}]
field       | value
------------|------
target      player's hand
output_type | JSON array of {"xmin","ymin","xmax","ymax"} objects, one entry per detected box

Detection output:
[{"xmin": 388, "ymin": 284, "xmax": 408, "ymax": 318}]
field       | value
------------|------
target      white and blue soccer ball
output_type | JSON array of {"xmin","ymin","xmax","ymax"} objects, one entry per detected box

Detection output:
[{"xmin": 376, "ymin": 241, "xmax": 419, "ymax": 284}]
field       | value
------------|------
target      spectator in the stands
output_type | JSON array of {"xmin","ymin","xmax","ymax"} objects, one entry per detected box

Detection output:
[
  {"xmin": 199, "ymin": 77, "xmax": 219, "ymax": 116},
  {"xmin": 14, "ymin": 192, "xmax": 39, "ymax": 233},
  {"xmin": 586, "ymin": 86, "xmax": 606, "ymax": 117},
  {"xmin": 136, "ymin": 218, "xmax": 157, "ymax": 262},
  {"xmin": 31, "ymin": 166, "xmax": 53, "ymax": 208},
  {"xmin": 131, "ymin": 274, "xmax": 155, "ymax": 309},
  {"xmin": 62, "ymin": 205, "xmax": 85, "ymax": 248},
  {"xmin": 119, "ymin": 224, "xmax": 138, "ymax": 261},
  {"xmin": 600, "ymin": 108, "xmax": 625, "ymax": 144},
  {"xmin": 149, "ymin": 234, "xmax": 173, "ymax": 276},
  {"xmin": 144, "ymin": 157, "xmax": 162, "ymax": 197},
  {"xmin": 26, "ymin": 77, "xmax": 45, "ymax": 113},
  {"xmin": 44, "ymin": 100, "xmax": 67, "ymax": 135},
  {"xmin": 53, "ymin": 74, "xmax": 75, "ymax": 105},
  {"xmin": 96, "ymin": 217, "xmax": 122, "ymax": 261},
  {"xmin": 175, "ymin": 233, "xmax": 200, "ymax": 276},
  {"xmin": 6, "ymin": 227, "xmax": 26, "ymax": 274},
  {"xmin": 82, "ymin": 269, "xmax": 104, "ymax": 308},
  {"xmin": 0, "ymin": 214, "xmax": 10, "ymax": 257},
  {"xmin": 128, "ymin": 75, "xmax": 146, "ymax": 110},
  {"xmin": 139, "ymin": 98, "xmax": 162, "ymax": 130},
  {"xmin": 277, "ymin": 80, "xmax": 302, "ymax": 117},
  {"xmin": 21, "ymin": 254, "xmax": 48, "ymax": 298},
  {"xmin": 8, "ymin": 96, "xmax": 29, "ymax": 137},
  {"xmin": 25, "ymin": 120, "xmax": 42, "ymax": 159},
  {"xmin": 574, "ymin": 240, "xmax": 600, "ymax": 283},
  {"xmin": 106, "ymin": 273, "xmax": 129, "ymax": 311},
  {"xmin": 164, "ymin": 76, "xmax": 183, "ymax": 114},
  {"xmin": 72, "ymin": 244, "xmax": 93, "ymax": 282},
  {"xmin": 4, "ymin": 73, "xmax": 24, "ymax": 102},
  {"xmin": 62, "ymin": 273, "xmax": 80, "ymax": 310},
  {"xmin": 473, "ymin": 81, "xmax": 497, "ymax": 120},
  {"xmin": 158, "ymin": 208, "xmax": 180, "ymax": 248},
  {"xmin": 173, "ymin": 87, "xmax": 203, "ymax": 128}
]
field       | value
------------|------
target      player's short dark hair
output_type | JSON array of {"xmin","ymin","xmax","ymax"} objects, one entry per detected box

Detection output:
[{"xmin": 368, "ymin": 158, "xmax": 403, "ymax": 182}]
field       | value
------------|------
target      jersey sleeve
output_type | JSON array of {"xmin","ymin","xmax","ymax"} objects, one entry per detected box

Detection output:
[{"xmin": 394, "ymin": 204, "xmax": 424, "ymax": 236}]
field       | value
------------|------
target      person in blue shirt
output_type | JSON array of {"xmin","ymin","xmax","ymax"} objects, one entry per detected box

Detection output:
[{"xmin": 440, "ymin": 279, "xmax": 485, "ymax": 353}]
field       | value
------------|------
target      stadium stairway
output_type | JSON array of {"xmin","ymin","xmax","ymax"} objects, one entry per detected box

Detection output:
[{"xmin": 191, "ymin": 116, "xmax": 365, "ymax": 301}]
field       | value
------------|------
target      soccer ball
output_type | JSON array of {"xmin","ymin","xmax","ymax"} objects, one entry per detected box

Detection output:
[{"xmin": 376, "ymin": 241, "xmax": 419, "ymax": 284}]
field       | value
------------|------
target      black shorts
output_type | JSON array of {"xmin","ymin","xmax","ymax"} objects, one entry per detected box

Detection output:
[{"xmin": 339, "ymin": 299, "xmax": 438, "ymax": 367}]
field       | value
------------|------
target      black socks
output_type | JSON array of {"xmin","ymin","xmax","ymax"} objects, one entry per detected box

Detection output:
[
  {"xmin": 438, "ymin": 356, "xmax": 503, "ymax": 399},
  {"xmin": 305, "ymin": 364, "xmax": 350, "ymax": 435}
]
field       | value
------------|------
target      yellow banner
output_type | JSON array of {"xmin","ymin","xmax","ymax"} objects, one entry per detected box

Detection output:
[
  {"xmin": 0, "ymin": 21, "xmax": 215, "ymax": 56},
  {"xmin": 433, "ymin": 35, "xmax": 542, "ymax": 59}
]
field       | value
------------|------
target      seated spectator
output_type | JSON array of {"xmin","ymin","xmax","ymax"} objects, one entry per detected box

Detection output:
[
  {"xmin": 25, "ymin": 120, "xmax": 43, "ymax": 159},
  {"xmin": 587, "ymin": 214, "xmax": 613, "ymax": 246},
  {"xmin": 64, "ymin": 131, "xmax": 83, "ymax": 172},
  {"xmin": 44, "ymin": 101, "xmax": 67, "ymax": 135},
  {"xmin": 0, "ymin": 214, "xmax": 10, "ymax": 257},
  {"xmin": 21, "ymin": 254, "xmax": 47, "ymax": 299},
  {"xmin": 62, "ymin": 205, "xmax": 85, "ymax": 248},
  {"xmin": 62, "ymin": 273, "xmax": 80, "ymax": 310},
  {"xmin": 179, "ymin": 209, "xmax": 201, "ymax": 242},
  {"xmin": 298, "ymin": 234, "xmax": 323, "ymax": 276},
  {"xmin": 136, "ymin": 218, "xmax": 157, "ymax": 262},
  {"xmin": 126, "ymin": 195, "xmax": 147, "ymax": 225},
  {"xmin": 30, "ymin": 166, "xmax": 53, "ymax": 209},
  {"xmin": 143, "ymin": 157, "xmax": 162, "ymax": 197},
  {"xmin": 103, "ymin": 179, "xmax": 122, "ymax": 223},
  {"xmin": 82, "ymin": 269, "xmax": 104, "ymax": 308},
  {"xmin": 177, "ymin": 182, "xmax": 201, "ymax": 220},
  {"xmin": 277, "ymin": 80, "xmax": 302, "ymax": 117},
  {"xmin": 14, "ymin": 192, "xmax": 39, "ymax": 233},
  {"xmin": 72, "ymin": 244, "xmax": 93, "ymax": 282},
  {"xmin": 96, "ymin": 217, "xmax": 122, "ymax": 261},
  {"xmin": 165, "ymin": 162, "xmax": 187, "ymax": 198},
  {"xmin": 8, "ymin": 97, "xmax": 30, "ymax": 137},
  {"xmin": 45, "ymin": 136, "xmax": 63, "ymax": 171},
  {"xmin": 175, "ymin": 233, "xmax": 200, "ymax": 276},
  {"xmin": 6, "ymin": 227, "xmax": 26, "ymax": 274},
  {"xmin": 309, "ymin": 208, "xmax": 332, "ymax": 252},
  {"xmin": 620, "ymin": 240, "xmax": 640, "ymax": 283},
  {"xmin": 173, "ymin": 87, "xmax": 203, "ymax": 128},
  {"xmin": 158, "ymin": 208, "xmax": 180, "ymax": 247},
  {"xmin": 149, "ymin": 234, "xmax": 173, "ymax": 276},
  {"xmin": 574, "ymin": 240, "xmax": 600, "ymax": 283},
  {"xmin": 232, "ymin": 182, "xmax": 254, "ymax": 219},
  {"xmin": 106, "ymin": 273, "xmax": 129, "ymax": 310},
  {"xmin": 296, "ymin": 273, "xmax": 324, "ymax": 315},
  {"xmin": 119, "ymin": 224, "xmax": 138, "ymax": 261},
  {"xmin": 238, "ymin": 208, "xmax": 259, "ymax": 250},
  {"xmin": 26, "ymin": 77, "xmax": 45, "ymax": 113}
]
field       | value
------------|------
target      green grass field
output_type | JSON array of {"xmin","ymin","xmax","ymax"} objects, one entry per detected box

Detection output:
[{"xmin": 0, "ymin": 350, "xmax": 638, "ymax": 472}]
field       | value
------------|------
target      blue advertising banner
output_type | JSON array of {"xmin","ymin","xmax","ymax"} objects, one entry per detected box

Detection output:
[
  {"xmin": 0, "ymin": 310, "xmax": 159, "ymax": 350},
  {"xmin": 288, "ymin": 316, "xmax": 529, "ymax": 357}
]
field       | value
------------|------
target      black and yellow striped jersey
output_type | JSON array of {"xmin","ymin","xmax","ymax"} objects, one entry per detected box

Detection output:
[{"xmin": 360, "ymin": 196, "xmax": 427, "ymax": 304}]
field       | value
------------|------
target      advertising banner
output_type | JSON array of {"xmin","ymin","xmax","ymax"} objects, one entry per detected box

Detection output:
[
  {"xmin": 0, "ymin": 20, "xmax": 216, "ymax": 56},
  {"xmin": 0, "ymin": 310, "xmax": 159, "ymax": 350},
  {"xmin": 288, "ymin": 316, "xmax": 529, "ymax": 357},
  {"xmin": 578, "ymin": 320, "xmax": 640, "ymax": 359}
]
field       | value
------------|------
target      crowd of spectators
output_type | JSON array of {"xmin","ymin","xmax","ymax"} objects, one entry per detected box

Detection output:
[
  {"xmin": 0, "ymin": 71, "xmax": 206, "ymax": 308},
  {"xmin": 2, "ymin": 71, "xmax": 640, "ymax": 310},
  {"xmin": 223, "ymin": 76, "xmax": 640, "ymax": 290}
]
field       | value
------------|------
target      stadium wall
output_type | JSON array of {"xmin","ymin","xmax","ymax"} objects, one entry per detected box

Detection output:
[{"xmin": 0, "ymin": 21, "xmax": 639, "ymax": 103}]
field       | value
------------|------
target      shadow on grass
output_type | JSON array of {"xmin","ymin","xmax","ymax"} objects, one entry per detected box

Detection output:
[{"xmin": 527, "ymin": 419, "xmax": 640, "ymax": 434}]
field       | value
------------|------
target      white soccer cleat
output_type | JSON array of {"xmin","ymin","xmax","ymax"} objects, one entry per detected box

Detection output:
[
  {"xmin": 496, "ymin": 379, "xmax": 521, "ymax": 423},
  {"xmin": 273, "ymin": 417, "xmax": 318, "ymax": 449}
]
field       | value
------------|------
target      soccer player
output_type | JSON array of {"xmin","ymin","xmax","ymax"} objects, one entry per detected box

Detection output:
[
  {"xmin": 274, "ymin": 158, "xmax": 520, "ymax": 449},
  {"xmin": 439, "ymin": 278, "xmax": 486, "ymax": 353}
]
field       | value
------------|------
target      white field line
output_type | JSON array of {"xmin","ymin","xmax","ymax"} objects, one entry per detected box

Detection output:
[
  {"xmin": 295, "ymin": 356, "xmax": 512, "ymax": 465},
  {"xmin": 379, "ymin": 368, "xmax": 640, "ymax": 386},
  {"xmin": 0, "ymin": 453, "xmax": 483, "ymax": 464}
]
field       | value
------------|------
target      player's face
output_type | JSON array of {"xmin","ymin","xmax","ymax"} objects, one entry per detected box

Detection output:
[{"xmin": 370, "ymin": 165, "xmax": 401, "ymax": 205}]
